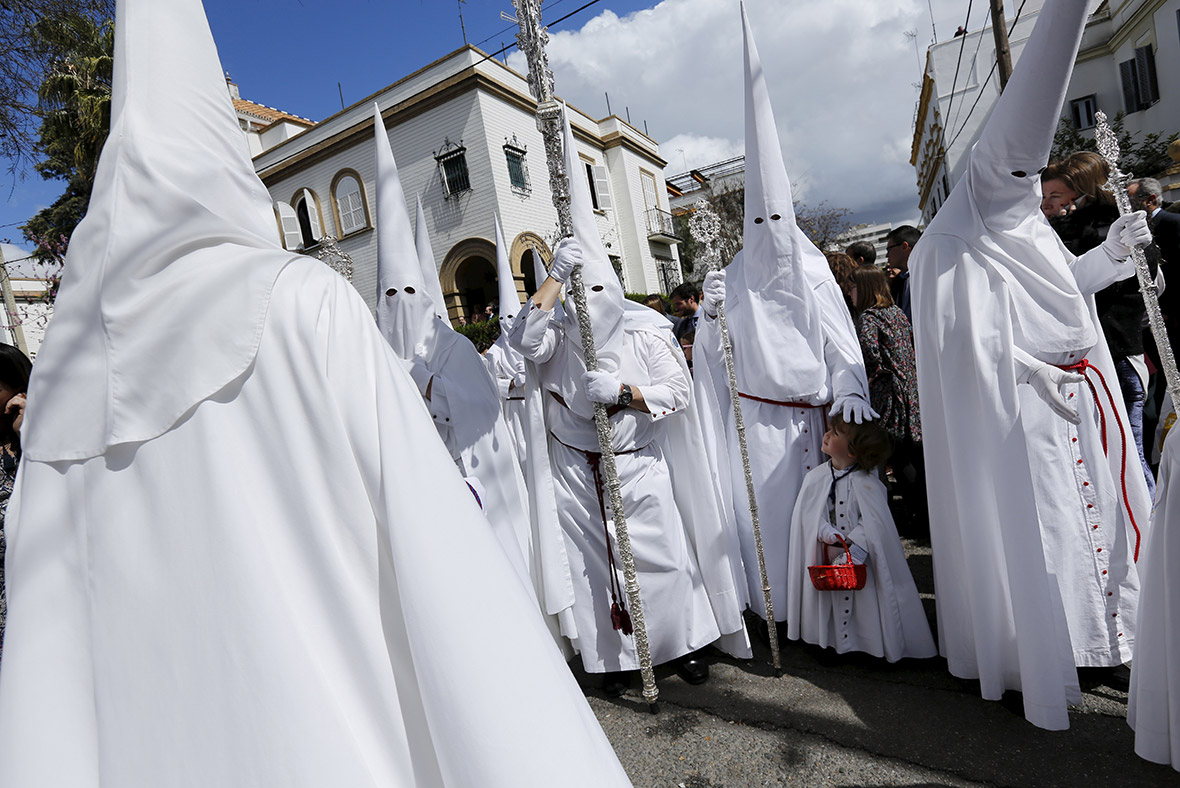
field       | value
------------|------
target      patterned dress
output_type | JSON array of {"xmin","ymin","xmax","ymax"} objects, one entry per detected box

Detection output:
[
  {"xmin": 0, "ymin": 447, "xmax": 16, "ymax": 664},
  {"xmin": 855, "ymin": 306, "xmax": 921, "ymax": 444}
]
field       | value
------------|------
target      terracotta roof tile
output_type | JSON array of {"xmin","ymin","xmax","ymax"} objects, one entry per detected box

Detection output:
[{"xmin": 233, "ymin": 97, "xmax": 313, "ymax": 127}]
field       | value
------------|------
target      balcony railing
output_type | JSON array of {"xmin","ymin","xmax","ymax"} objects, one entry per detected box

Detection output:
[{"xmin": 645, "ymin": 207, "xmax": 680, "ymax": 242}]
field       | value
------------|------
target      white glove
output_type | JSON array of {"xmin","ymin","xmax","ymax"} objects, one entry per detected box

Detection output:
[
  {"xmin": 818, "ymin": 523, "xmax": 843, "ymax": 545},
  {"xmin": 1019, "ymin": 362, "xmax": 1083, "ymax": 425},
  {"xmin": 548, "ymin": 238, "xmax": 583, "ymax": 283},
  {"xmin": 830, "ymin": 395, "xmax": 879, "ymax": 425},
  {"xmin": 512, "ymin": 371, "xmax": 527, "ymax": 390},
  {"xmin": 582, "ymin": 369, "xmax": 622, "ymax": 404},
  {"xmin": 1102, "ymin": 211, "xmax": 1153, "ymax": 261},
  {"xmin": 702, "ymin": 269, "xmax": 726, "ymax": 317}
]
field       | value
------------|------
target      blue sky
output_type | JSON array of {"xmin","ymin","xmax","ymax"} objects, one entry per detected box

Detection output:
[{"xmin": 1, "ymin": 0, "xmax": 975, "ymax": 253}]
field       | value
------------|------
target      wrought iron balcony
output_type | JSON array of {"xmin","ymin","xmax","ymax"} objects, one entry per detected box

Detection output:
[{"xmin": 645, "ymin": 207, "xmax": 680, "ymax": 243}]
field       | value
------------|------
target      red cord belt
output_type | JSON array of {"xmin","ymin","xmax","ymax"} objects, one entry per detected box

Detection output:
[
  {"xmin": 737, "ymin": 392, "xmax": 823, "ymax": 408},
  {"xmin": 1056, "ymin": 359, "xmax": 1141, "ymax": 562},
  {"xmin": 550, "ymin": 433, "xmax": 641, "ymax": 636}
]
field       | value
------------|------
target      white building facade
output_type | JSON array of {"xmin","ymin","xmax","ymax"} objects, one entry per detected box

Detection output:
[
  {"xmin": 249, "ymin": 47, "xmax": 681, "ymax": 321},
  {"xmin": 912, "ymin": 0, "xmax": 1180, "ymax": 224}
]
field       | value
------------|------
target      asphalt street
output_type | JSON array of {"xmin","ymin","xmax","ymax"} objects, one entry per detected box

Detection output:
[{"xmin": 573, "ymin": 540, "xmax": 1179, "ymax": 788}]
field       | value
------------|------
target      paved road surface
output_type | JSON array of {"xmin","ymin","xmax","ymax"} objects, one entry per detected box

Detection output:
[{"xmin": 575, "ymin": 540, "xmax": 1177, "ymax": 787}]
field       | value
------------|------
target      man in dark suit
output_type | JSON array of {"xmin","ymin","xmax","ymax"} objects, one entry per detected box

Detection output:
[
  {"xmin": 884, "ymin": 225, "xmax": 921, "ymax": 323},
  {"xmin": 1131, "ymin": 178, "xmax": 1180, "ymax": 266}
]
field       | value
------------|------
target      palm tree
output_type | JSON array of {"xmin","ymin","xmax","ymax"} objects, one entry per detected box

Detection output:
[{"xmin": 22, "ymin": 12, "xmax": 114, "ymax": 262}]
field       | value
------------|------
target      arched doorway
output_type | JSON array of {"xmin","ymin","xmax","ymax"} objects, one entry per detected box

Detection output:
[
  {"xmin": 455, "ymin": 256, "xmax": 497, "ymax": 322},
  {"xmin": 521, "ymin": 248, "xmax": 538, "ymax": 297},
  {"xmin": 440, "ymin": 237, "xmax": 500, "ymax": 325}
]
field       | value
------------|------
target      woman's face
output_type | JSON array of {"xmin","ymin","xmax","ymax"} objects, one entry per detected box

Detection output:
[
  {"xmin": 847, "ymin": 283, "xmax": 858, "ymax": 305},
  {"xmin": 1040, "ymin": 178, "xmax": 1078, "ymax": 218}
]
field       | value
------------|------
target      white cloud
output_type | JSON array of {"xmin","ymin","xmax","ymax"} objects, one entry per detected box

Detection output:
[{"xmin": 509, "ymin": 0, "xmax": 974, "ymax": 225}]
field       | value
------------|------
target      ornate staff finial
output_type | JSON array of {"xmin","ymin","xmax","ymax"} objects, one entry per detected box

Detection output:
[
  {"xmin": 1094, "ymin": 110, "xmax": 1180, "ymax": 401},
  {"xmin": 313, "ymin": 235, "xmax": 354, "ymax": 282}
]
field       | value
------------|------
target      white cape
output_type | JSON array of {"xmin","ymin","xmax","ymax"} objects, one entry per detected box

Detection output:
[
  {"xmin": 785, "ymin": 463, "xmax": 936, "ymax": 662},
  {"xmin": 0, "ymin": 262, "xmax": 632, "ymax": 787},
  {"xmin": 1129, "ymin": 430, "xmax": 1180, "ymax": 771}
]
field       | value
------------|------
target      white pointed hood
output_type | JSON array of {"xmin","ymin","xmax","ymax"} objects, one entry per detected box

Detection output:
[
  {"xmin": 494, "ymin": 214, "xmax": 523, "ymax": 333},
  {"xmin": 559, "ymin": 104, "xmax": 626, "ymax": 369},
  {"xmin": 415, "ymin": 194, "xmax": 448, "ymax": 320},
  {"xmin": 21, "ymin": 0, "xmax": 292, "ymax": 462},
  {"xmin": 374, "ymin": 104, "xmax": 440, "ymax": 360},
  {"xmin": 723, "ymin": 2, "xmax": 828, "ymax": 398},
  {"xmin": 926, "ymin": 0, "xmax": 1096, "ymax": 357}
]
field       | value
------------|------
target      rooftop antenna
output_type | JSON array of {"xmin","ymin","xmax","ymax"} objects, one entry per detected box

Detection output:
[
  {"xmin": 337, "ymin": 82, "xmax": 345, "ymax": 111},
  {"xmin": 904, "ymin": 29, "xmax": 922, "ymax": 74},
  {"xmin": 605, "ymin": 92, "xmax": 612, "ymax": 116},
  {"xmin": 927, "ymin": 0, "xmax": 938, "ymax": 41},
  {"xmin": 458, "ymin": 0, "xmax": 468, "ymax": 45}
]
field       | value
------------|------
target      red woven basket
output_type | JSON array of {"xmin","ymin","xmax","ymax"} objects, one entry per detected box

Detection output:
[{"xmin": 808, "ymin": 534, "xmax": 867, "ymax": 591}]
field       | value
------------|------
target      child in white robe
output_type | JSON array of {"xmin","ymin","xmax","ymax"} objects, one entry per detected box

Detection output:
[{"xmin": 786, "ymin": 415, "xmax": 937, "ymax": 662}]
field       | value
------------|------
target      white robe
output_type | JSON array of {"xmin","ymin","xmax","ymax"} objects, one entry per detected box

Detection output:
[
  {"xmin": 785, "ymin": 463, "xmax": 937, "ymax": 662},
  {"xmin": 695, "ymin": 273, "xmax": 868, "ymax": 622},
  {"xmin": 514, "ymin": 304, "xmax": 749, "ymax": 672},
  {"xmin": 0, "ymin": 262, "xmax": 632, "ymax": 787},
  {"xmin": 913, "ymin": 231, "xmax": 1147, "ymax": 730},
  {"xmin": 483, "ymin": 333, "xmax": 528, "ymax": 474},
  {"xmin": 1128, "ymin": 430, "xmax": 1180, "ymax": 771},
  {"xmin": 414, "ymin": 327, "xmax": 534, "ymax": 589}
]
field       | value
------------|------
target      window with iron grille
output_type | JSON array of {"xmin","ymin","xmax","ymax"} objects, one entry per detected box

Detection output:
[
  {"xmin": 435, "ymin": 141, "xmax": 472, "ymax": 198},
  {"xmin": 504, "ymin": 142, "xmax": 529, "ymax": 192}
]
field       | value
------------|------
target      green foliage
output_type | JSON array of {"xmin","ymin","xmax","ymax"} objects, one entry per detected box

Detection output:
[
  {"xmin": 21, "ymin": 12, "xmax": 114, "ymax": 263},
  {"xmin": 0, "ymin": 0, "xmax": 113, "ymax": 169},
  {"xmin": 454, "ymin": 317, "xmax": 501, "ymax": 353},
  {"xmin": 625, "ymin": 292, "xmax": 651, "ymax": 303},
  {"xmin": 1051, "ymin": 113, "xmax": 1179, "ymax": 180}
]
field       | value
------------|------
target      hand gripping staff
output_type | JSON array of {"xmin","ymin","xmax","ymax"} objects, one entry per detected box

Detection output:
[
  {"xmin": 1095, "ymin": 110, "xmax": 1180, "ymax": 400},
  {"xmin": 511, "ymin": 0, "xmax": 659, "ymax": 712},
  {"xmin": 690, "ymin": 201, "xmax": 782, "ymax": 676}
]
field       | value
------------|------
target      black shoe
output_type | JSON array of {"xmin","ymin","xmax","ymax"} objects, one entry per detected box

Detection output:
[
  {"xmin": 1078, "ymin": 665, "xmax": 1131, "ymax": 692},
  {"xmin": 675, "ymin": 655, "xmax": 710, "ymax": 685},
  {"xmin": 601, "ymin": 671, "xmax": 631, "ymax": 697}
]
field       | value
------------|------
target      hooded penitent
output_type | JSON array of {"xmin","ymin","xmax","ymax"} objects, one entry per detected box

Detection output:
[
  {"xmin": 912, "ymin": 0, "xmax": 1145, "ymax": 732},
  {"xmin": 931, "ymin": 0, "xmax": 1097, "ymax": 357},
  {"xmin": 415, "ymin": 194, "xmax": 449, "ymax": 321},
  {"xmin": 374, "ymin": 103, "xmax": 441, "ymax": 362},
  {"xmin": 720, "ymin": 1, "xmax": 830, "ymax": 399},
  {"xmin": 0, "ymin": 1, "xmax": 636, "ymax": 785},
  {"xmin": 494, "ymin": 214, "xmax": 523, "ymax": 333},
  {"xmin": 20, "ymin": 0, "xmax": 291, "ymax": 462},
  {"xmin": 559, "ymin": 105, "xmax": 627, "ymax": 365}
]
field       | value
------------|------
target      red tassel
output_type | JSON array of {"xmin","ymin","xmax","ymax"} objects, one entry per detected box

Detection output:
[{"xmin": 610, "ymin": 602, "xmax": 633, "ymax": 635}]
